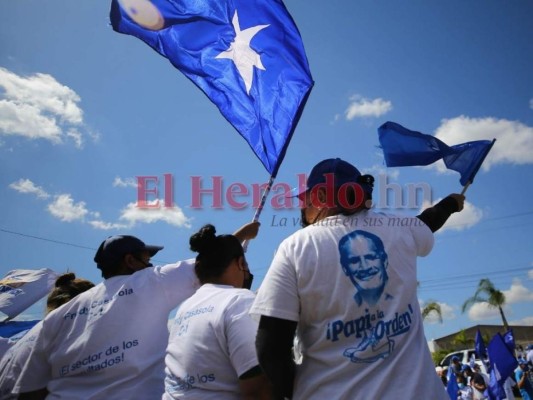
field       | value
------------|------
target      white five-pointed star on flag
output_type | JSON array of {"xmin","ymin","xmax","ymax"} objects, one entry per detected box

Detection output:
[{"xmin": 216, "ymin": 10, "xmax": 269, "ymax": 95}]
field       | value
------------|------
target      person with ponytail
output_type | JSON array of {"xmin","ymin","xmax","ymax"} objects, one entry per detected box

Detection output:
[
  {"xmin": 0, "ymin": 273, "xmax": 94, "ymax": 400},
  {"xmin": 163, "ymin": 222, "xmax": 271, "ymax": 400}
]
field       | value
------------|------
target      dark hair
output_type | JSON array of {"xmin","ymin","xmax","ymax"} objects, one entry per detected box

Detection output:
[
  {"xmin": 46, "ymin": 273, "xmax": 94, "ymax": 314},
  {"xmin": 189, "ymin": 224, "xmax": 243, "ymax": 284}
]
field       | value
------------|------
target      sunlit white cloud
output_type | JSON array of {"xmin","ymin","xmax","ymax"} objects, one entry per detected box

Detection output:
[
  {"xmin": 503, "ymin": 279, "xmax": 533, "ymax": 304},
  {"xmin": 113, "ymin": 176, "xmax": 137, "ymax": 188},
  {"xmin": 528, "ymin": 268, "xmax": 533, "ymax": 280},
  {"xmin": 431, "ymin": 116, "xmax": 533, "ymax": 176},
  {"xmin": 47, "ymin": 194, "xmax": 89, "ymax": 222},
  {"xmin": 0, "ymin": 67, "xmax": 94, "ymax": 148},
  {"xmin": 420, "ymin": 198, "xmax": 483, "ymax": 232},
  {"xmin": 344, "ymin": 95, "xmax": 392, "ymax": 120},
  {"xmin": 510, "ymin": 316, "xmax": 533, "ymax": 326},
  {"xmin": 9, "ymin": 178, "xmax": 50, "ymax": 199},
  {"xmin": 118, "ymin": 200, "xmax": 191, "ymax": 228},
  {"xmin": 364, "ymin": 165, "xmax": 400, "ymax": 180},
  {"xmin": 466, "ymin": 302, "xmax": 504, "ymax": 321}
]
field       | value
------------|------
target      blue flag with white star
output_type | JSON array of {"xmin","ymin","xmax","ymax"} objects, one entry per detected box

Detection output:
[
  {"xmin": 378, "ymin": 121, "xmax": 496, "ymax": 186},
  {"xmin": 110, "ymin": 0, "xmax": 314, "ymax": 176}
]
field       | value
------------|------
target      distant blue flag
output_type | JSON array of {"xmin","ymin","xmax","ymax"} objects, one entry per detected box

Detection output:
[
  {"xmin": 378, "ymin": 121, "xmax": 496, "ymax": 186},
  {"xmin": 446, "ymin": 369, "xmax": 459, "ymax": 400},
  {"xmin": 111, "ymin": 0, "xmax": 314, "ymax": 176},
  {"xmin": 487, "ymin": 333, "xmax": 518, "ymax": 399},
  {"xmin": 476, "ymin": 329, "xmax": 487, "ymax": 359},
  {"xmin": 503, "ymin": 329, "xmax": 515, "ymax": 354}
]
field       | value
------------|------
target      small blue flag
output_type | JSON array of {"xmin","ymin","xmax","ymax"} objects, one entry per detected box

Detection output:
[
  {"xmin": 0, "ymin": 319, "xmax": 39, "ymax": 340},
  {"xmin": 446, "ymin": 369, "xmax": 459, "ymax": 400},
  {"xmin": 475, "ymin": 329, "xmax": 487, "ymax": 360},
  {"xmin": 111, "ymin": 0, "xmax": 314, "ymax": 176},
  {"xmin": 378, "ymin": 121, "xmax": 495, "ymax": 186}
]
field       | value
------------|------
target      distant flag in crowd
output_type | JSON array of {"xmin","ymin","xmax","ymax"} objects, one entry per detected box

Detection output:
[
  {"xmin": 502, "ymin": 329, "xmax": 515, "ymax": 354},
  {"xmin": 378, "ymin": 121, "xmax": 496, "ymax": 186},
  {"xmin": 475, "ymin": 329, "xmax": 488, "ymax": 359},
  {"xmin": 446, "ymin": 367, "xmax": 459, "ymax": 400},
  {"xmin": 486, "ymin": 333, "xmax": 518, "ymax": 400},
  {"xmin": 0, "ymin": 268, "xmax": 59, "ymax": 320},
  {"xmin": 110, "ymin": 0, "xmax": 314, "ymax": 177}
]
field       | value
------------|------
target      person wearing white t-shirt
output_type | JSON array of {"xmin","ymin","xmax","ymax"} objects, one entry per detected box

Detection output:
[
  {"xmin": 164, "ymin": 223, "xmax": 270, "ymax": 399},
  {"xmin": 14, "ymin": 224, "xmax": 257, "ymax": 400},
  {"xmin": 0, "ymin": 273, "xmax": 94, "ymax": 400},
  {"xmin": 250, "ymin": 158, "xmax": 465, "ymax": 400}
]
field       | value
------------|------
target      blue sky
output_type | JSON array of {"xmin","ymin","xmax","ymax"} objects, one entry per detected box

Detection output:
[{"xmin": 1, "ymin": 0, "xmax": 532, "ymax": 343}]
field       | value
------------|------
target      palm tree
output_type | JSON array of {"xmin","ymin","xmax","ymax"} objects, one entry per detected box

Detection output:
[
  {"xmin": 452, "ymin": 329, "xmax": 474, "ymax": 348},
  {"xmin": 422, "ymin": 301, "xmax": 443, "ymax": 323},
  {"xmin": 462, "ymin": 278, "xmax": 509, "ymax": 331}
]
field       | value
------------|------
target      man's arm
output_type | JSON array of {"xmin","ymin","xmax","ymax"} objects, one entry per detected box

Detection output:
[
  {"xmin": 238, "ymin": 366, "xmax": 273, "ymax": 400},
  {"xmin": 416, "ymin": 194, "xmax": 465, "ymax": 233},
  {"xmin": 256, "ymin": 316, "xmax": 297, "ymax": 400}
]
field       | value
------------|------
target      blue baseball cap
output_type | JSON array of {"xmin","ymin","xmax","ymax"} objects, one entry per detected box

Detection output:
[
  {"xmin": 94, "ymin": 235, "xmax": 163, "ymax": 270},
  {"xmin": 296, "ymin": 158, "xmax": 374, "ymax": 199}
]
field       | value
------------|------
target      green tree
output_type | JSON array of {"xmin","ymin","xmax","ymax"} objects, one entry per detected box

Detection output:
[
  {"xmin": 452, "ymin": 329, "xmax": 474, "ymax": 348},
  {"xmin": 462, "ymin": 278, "xmax": 509, "ymax": 331},
  {"xmin": 422, "ymin": 301, "xmax": 443, "ymax": 323}
]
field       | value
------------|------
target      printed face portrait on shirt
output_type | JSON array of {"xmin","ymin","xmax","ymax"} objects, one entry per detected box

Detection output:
[{"xmin": 338, "ymin": 230, "xmax": 389, "ymax": 306}]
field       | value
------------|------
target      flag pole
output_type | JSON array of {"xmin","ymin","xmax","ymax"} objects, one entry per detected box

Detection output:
[
  {"xmin": 242, "ymin": 174, "xmax": 275, "ymax": 252},
  {"xmin": 459, "ymin": 138, "xmax": 496, "ymax": 196},
  {"xmin": 460, "ymin": 181, "xmax": 471, "ymax": 195}
]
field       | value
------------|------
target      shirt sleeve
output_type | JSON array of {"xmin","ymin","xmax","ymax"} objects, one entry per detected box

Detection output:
[
  {"xmin": 12, "ymin": 323, "xmax": 51, "ymax": 394},
  {"xmin": 249, "ymin": 239, "xmax": 300, "ymax": 322},
  {"xmin": 409, "ymin": 217, "xmax": 434, "ymax": 257},
  {"xmin": 155, "ymin": 259, "xmax": 201, "ymax": 306}
]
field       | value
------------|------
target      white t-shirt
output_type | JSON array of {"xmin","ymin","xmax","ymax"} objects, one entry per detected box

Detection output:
[
  {"xmin": 164, "ymin": 284, "xmax": 259, "ymax": 399},
  {"xmin": 13, "ymin": 260, "xmax": 199, "ymax": 400},
  {"xmin": 0, "ymin": 322, "xmax": 43, "ymax": 400},
  {"xmin": 250, "ymin": 211, "xmax": 447, "ymax": 400}
]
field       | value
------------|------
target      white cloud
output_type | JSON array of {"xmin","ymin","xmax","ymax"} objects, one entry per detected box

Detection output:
[
  {"xmin": 528, "ymin": 269, "xmax": 533, "ymax": 280},
  {"xmin": 510, "ymin": 316, "xmax": 533, "ymax": 326},
  {"xmin": 432, "ymin": 116, "xmax": 533, "ymax": 174},
  {"xmin": 47, "ymin": 194, "xmax": 89, "ymax": 222},
  {"xmin": 113, "ymin": 176, "xmax": 137, "ymax": 188},
  {"xmin": 420, "ymin": 198, "xmax": 483, "ymax": 232},
  {"xmin": 345, "ymin": 96, "xmax": 392, "ymax": 120},
  {"xmin": 0, "ymin": 67, "xmax": 91, "ymax": 147},
  {"xmin": 467, "ymin": 302, "xmax": 504, "ymax": 321},
  {"xmin": 118, "ymin": 200, "xmax": 191, "ymax": 228},
  {"xmin": 9, "ymin": 178, "xmax": 50, "ymax": 199},
  {"xmin": 530, "ymin": 99, "xmax": 533, "ymax": 110},
  {"xmin": 503, "ymin": 279, "xmax": 533, "ymax": 304},
  {"xmin": 88, "ymin": 220, "xmax": 129, "ymax": 230}
]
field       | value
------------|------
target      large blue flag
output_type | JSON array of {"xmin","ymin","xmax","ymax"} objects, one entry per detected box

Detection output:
[
  {"xmin": 502, "ymin": 329, "xmax": 515, "ymax": 354},
  {"xmin": 111, "ymin": 0, "xmax": 314, "ymax": 176},
  {"xmin": 378, "ymin": 121, "xmax": 495, "ymax": 186}
]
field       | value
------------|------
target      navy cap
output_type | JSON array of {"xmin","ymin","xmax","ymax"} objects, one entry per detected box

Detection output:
[
  {"xmin": 296, "ymin": 158, "xmax": 373, "ymax": 199},
  {"xmin": 451, "ymin": 356, "xmax": 460, "ymax": 362},
  {"xmin": 94, "ymin": 235, "xmax": 163, "ymax": 270}
]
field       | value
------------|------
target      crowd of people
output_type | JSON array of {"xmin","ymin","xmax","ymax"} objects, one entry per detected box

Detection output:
[
  {"xmin": 435, "ymin": 349, "xmax": 533, "ymax": 400},
  {"xmin": 0, "ymin": 157, "xmax": 475, "ymax": 399}
]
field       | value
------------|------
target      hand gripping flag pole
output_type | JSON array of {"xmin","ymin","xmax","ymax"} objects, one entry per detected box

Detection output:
[
  {"xmin": 378, "ymin": 121, "xmax": 496, "ymax": 194},
  {"xmin": 111, "ymin": 0, "xmax": 314, "ymax": 248}
]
